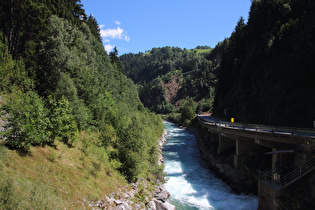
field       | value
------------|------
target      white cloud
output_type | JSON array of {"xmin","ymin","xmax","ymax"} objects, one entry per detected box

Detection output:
[
  {"xmin": 114, "ymin": 20, "xmax": 121, "ymax": 25},
  {"xmin": 104, "ymin": 44, "xmax": 115, "ymax": 52},
  {"xmin": 101, "ymin": 26, "xmax": 124, "ymax": 39},
  {"xmin": 124, "ymin": 36, "xmax": 130, "ymax": 42},
  {"xmin": 104, "ymin": 39, "xmax": 110, "ymax": 43},
  {"xmin": 100, "ymin": 25, "xmax": 130, "ymax": 42}
]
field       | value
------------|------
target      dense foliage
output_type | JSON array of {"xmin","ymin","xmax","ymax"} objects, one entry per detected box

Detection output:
[
  {"xmin": 121, "ymin": 0, "xmax": 315, "ymax": 128},
  {"xmin": 138, "ymin": 77, "xmax": 175, "ymax": 114},
  {"xmin": 0, "ymin": 0, "xmax": 164, "ymax": 183},
  {"xmin": 214, "ymin": 0, "xmax": 315, "ymax": 127},
  {"xmin": 120, "ymin": 46, "xmax": 221, "ymax": 116},
  {"xmin": 121, "ymin": 46, "xmax": 216, "ymax": 84}
]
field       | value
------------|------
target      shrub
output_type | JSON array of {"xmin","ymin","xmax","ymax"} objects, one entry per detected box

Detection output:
[
  {"xmin": 47, "ymin": 96, "xmax": 78, "ymax": 146},
  {"xmin": 180, "ymin": 98, "xmax": 197, "ymax": 126},
  {"xmin": 2, "ymin": 90, "xmax": 51, "ymax": 152},
  {"xmin": 197, "ymin": 98, "xmax": 214, "ymax": 113},
  {"xmin": 100, "ymin": 121, "xmax": 117, "ymax": 147}
]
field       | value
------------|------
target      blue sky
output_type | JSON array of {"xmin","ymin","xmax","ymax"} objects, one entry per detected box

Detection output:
[{"xmin": 81, "ymin": 0, "xmax": 252, "ymax": 55}]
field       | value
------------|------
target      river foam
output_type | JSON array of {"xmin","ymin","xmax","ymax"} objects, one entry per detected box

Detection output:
[{"xmin": 163, "ymin": 121, "xmax": 258, "ymax": 210}]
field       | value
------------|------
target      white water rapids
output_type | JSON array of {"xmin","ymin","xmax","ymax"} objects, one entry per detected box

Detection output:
[{"xmin": 163, "ymin": 121, "xmax": 258, "ymax": 210}]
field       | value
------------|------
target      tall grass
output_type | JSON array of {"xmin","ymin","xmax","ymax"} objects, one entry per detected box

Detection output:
[{"xmin": 0, "ymin": 131, "xmax": 127, "ymax": 209}]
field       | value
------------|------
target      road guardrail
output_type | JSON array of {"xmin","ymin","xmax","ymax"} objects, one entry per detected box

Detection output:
[{"xmin": 197, "ymin": 115, "xmax": 315, "ymax": 139}]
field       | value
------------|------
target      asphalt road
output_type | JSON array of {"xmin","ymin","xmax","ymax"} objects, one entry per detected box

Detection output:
[{"xmin": 197, "ymin": 115, "xmax": 315, "ymax": 139}]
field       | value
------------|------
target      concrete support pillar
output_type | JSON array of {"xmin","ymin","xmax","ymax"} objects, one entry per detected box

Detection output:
[
  {"xmin": 258, "ymin": 180, "xmax": 281, "ymax": 210},
  {"xmin": 272, "ymin": 148, "xmax": 277, "ymax": 173},
  {"xmin": 218, "ymin": 134, "xmax": 235, "ymax": 155},
  {"xmin": 234, "ymin": 140, "xmax": 241, "ymax": 168},
  {"xmin": 234, "ymin": 154, "xmax": 239, "ymax": 168},
  {"xmin": 236, "ymin": 140, "xmax": 241, "ymax": 155},
  {"xmin": 214, "ymin": 133, "xmax": 220, "ymax": 145},
  {"xmin": 234, "ymin": 138, "xmax": 259, "ymax": 168},
  {"xmin": 210, "ymin": 132, "xmax": 214, "ymax": 144},
  {"xmin": 208, "ymin": 129, "xmax": 219, "ymax": 144},
  {"xmin": 217, "ymin": 133, "xmax": 222, "ymax": 154}
]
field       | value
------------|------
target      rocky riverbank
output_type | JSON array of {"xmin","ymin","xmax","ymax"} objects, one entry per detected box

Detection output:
[
  {"xmin": 158, "ymin": 129, "xmax": 167, "ymax": 166},
  {"xmin": 85, "ymin": 129, "xmax": 175, "ymax": 210},
  {"xmin": 86, "ymin": 178, "xmax": 174, "ymax": 209}
]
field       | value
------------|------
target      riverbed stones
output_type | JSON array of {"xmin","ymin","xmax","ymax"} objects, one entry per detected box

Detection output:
[
  {"xmin": 153, "ymin": 199, "xmax": 177, "ymax": 210},
  {"xmin": 164, "ymin": 201, "xmax": 176, "ymax": 210},
  {"xmin": 158, "ymin": 130, "xmax": 167, "ymax": 166},
  {"xmin": 114, "ymin": 199, "xmax": 122, "ymax": 205},
  {"xmin": 85, "ymin": 129, "xmax": 176, "ymax": 209},
  {"xmin": 112, "ymin": 202, "xmax": 132, "ymax": 210},
  {"xmin": 147, "ymin": 200, "xmax": 156, "ymax": 209}
]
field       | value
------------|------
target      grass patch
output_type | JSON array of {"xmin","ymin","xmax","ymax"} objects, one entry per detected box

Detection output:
[
  {"xmin": 189, "ymin": 48, "xmax": 212, "ymax": 54},
  {"xmin": 0, "ymin": 131, "xmax": 127, "ymax": 209}
]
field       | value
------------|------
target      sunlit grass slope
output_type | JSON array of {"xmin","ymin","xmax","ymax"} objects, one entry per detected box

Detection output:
[
  {"xmin": 188, "ymin": 48, "xmax": 212, "ymax": 54},
  {"xmin": 0, "ymin": 132, "xmax": 127, "ymax": 209}
]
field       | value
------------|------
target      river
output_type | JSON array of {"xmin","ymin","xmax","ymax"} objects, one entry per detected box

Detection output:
[{"xmin": 163, "ymin": 121, "xmax": 258, "ymax": 210}]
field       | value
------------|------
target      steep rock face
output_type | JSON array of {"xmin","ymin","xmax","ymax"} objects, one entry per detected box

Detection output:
[{"xmin": 162, "ymin": 75, "xmax": 182, "ymax": 107}]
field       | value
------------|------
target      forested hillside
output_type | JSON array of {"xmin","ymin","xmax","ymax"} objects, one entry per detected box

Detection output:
[
  {"xmin": 120, "ymin": 45, "xmax": 222, "ymax": 115},
  {"xmin": 122, "ymin": 0, "xmax": 315, "ymax": 128},
  {"xmin": 0, "ymin": 0, "xmax": 164, "ymax": 208},
  {"xmin": 214, "ymin": 0, "xmax": 315, "ymax": 127}
]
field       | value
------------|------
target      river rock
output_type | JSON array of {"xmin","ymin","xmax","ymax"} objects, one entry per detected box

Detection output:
[
  {"xmin": 153, "ymin": 199, "xmax": 176, "ymax": 210},
  {"xmin": 131, "ymin": 183, "xmax": 137, "ymax": 190},
  {"xmin": 127, "ymin": 189, "xmax": 136, "ymax": 199},
  {"xmin": 164, "ymin": 201, "xmax": 176, "ymax": 210},
  {"xmin": 114, "ymin": 199, "xmax": 122, "ymax": 205},
  {"xmin": 113, "ymin": 202, "xmax": 132, "ymax": 210},
  {"xmin": 158, "ymin": 129, "xmax": 167, "ymax": 165},
  {"xmin": 135, "ymin": 203, "xmax": 142, "ymax": 209},
  {"xmin": 153, "ymin": 181, "xmax": 170, "ymax": 202},
  {"xmin": 100, "ymin": 203, "xmax": 107, "ymax": 208},
  {"xmin": 147, "ymin": 200, "xmax": 157, "ymax": 209},
  {"xmin": 122, "ymin": 192, "xmax": 131, "ymax": 199},
  {"xmin": 154, "ymin": 185, "xmax": 161, "ymax": 193},
  {"xmin": 154, "ymin": 192, "xmax": 170, "ymax": 203}
]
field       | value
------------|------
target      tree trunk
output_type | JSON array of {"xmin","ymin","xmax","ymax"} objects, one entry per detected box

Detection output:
[{"xmin": 8, "ymin": 0, "xmax": 14, "ymax": 55}]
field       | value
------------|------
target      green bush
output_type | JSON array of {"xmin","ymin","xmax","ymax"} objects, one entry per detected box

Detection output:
[
  {"xmin": 100, "ymin": 121, "xmax": 117, "ymax": 147},
  {"xmin": 180, "ymin": 98, "xmax": 197, "ymax": 126},
  {"xmin": 47, "ymin": 96, "xmax": 78, "ymax": 146},
  {"xmin": 1, "ymin": 91, "xmax": 79, "ymax": 152},
  {"xmin": 0, "ymin": 48, "xmax": 33, "ymax": 92},
  {"xmin": 2, "ymin": 90, "xmax": 52, "ymax": 152},
  {"xmin": 112, "ymin": 109, "xmax": 164, "ymax": 182},
  {"xmin": 116, "ymin": 114, "xmax": 146, "ymax": 182},
  {"xmin": 197, "ymin": 98, "xmax": 214, "ymax": 113},
  {"xmin": 162, "ymin": 112, "xmax": 181, "ymax": 124}
]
